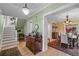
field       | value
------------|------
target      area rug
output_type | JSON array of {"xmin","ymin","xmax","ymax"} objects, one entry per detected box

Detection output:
[
  {"xmin": 0, "ymin": 47, "xmax": 21, "ymax": 56},
  {"xmin": 54, "ymin": 46, "xmax": 79, "ymax": 56}
]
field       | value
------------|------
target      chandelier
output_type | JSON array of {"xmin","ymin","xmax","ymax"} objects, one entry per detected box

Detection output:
[{"xmin": 64, "ymin": 15, "xmax": 72, "ymax": 24}]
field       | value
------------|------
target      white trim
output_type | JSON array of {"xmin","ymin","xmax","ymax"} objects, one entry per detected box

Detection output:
[
  {"xmin": 42, "ymin": 16, "xmax": 45, "ymax": 51},
  {"xmin": 42, "ymin": 4, "xmax": 76, "ymax": 52},
  {"xmin": 0, "ymin": 35, "xmax": 1, "ymax": 50}
]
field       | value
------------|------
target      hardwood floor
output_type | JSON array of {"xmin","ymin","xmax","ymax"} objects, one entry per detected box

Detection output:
[
  {"xmin": 36, "ymin": 47, "xmax": 69, "ymax": 56},
  {"xmin": 18, "ymin": 40, "xmax": 70, "ymax": 56},
  {"xmin": 18, "ymin": 40, "xmax": 34, "ymax": 56}
]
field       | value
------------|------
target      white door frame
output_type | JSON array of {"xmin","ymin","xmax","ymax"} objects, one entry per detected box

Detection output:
[{"xmin": 42, "ymin": 4, "xmax": 76, "ymax": 52}]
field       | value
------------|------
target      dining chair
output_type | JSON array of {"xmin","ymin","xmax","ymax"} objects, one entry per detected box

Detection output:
[
  {"xmin": 60, "ymin": 33, "xmax": 69, "ymax": 48},
  {"xmin": 71, "ymin": 34, "xmax": 78, "ymax": 47},
  {"xmin": 67, "ymin": 32, "xmax": 72, "ymax": 38},
  {"xmin": 76, "ymin": 32, "xmax": 79, "ymax": 47},
  {"xmin": 67, "ymin": 33, "xmax": 73, "ymax": 48},
  {"xmin": 76, "ymin": 35, "xmax": 79, "ymax": 47}
]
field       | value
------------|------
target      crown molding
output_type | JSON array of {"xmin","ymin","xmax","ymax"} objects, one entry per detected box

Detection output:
[{"xmin": 26, "ymin": 4, "xmax": 52, "ymax": 20}]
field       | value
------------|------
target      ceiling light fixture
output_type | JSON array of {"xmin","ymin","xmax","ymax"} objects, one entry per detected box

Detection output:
[
  {"xmin": 22, "ymin": 4, "xmax": 30, "ymax": 15},
  {"xmin": 64, "ymin": 15, "xmax": 72, "ymax": 24}
]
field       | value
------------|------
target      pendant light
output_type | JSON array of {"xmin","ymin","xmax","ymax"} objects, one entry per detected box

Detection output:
[{"xmin": 22, "ymin": 3, "xmax": 30, "ymax": 15}]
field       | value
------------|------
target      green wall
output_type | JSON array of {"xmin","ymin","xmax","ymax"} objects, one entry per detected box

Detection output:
[
  {"xmin": 24, "ymin": 3, "xmax": 66, "ymax": 34},
  {"xmin": 0, "ymin": 15, "xmax": 4, "ymax": 44},
  {"xmin": 17, "ymin": 19, "xmax": 25, "ymax": 33}
]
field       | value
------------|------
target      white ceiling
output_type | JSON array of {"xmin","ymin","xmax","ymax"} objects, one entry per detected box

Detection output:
[
  {"xmin": 47, "ymin": 3, "xmax": 79, "ymax": 22},
  {"xmin": 0, "ymin": 3, "xmax": 49, "ymax": 19}
]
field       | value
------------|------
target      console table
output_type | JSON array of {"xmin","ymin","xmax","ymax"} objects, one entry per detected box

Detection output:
[{"xmin": 26, "ymin": 35, "xmax": 42, "ymax": 54}]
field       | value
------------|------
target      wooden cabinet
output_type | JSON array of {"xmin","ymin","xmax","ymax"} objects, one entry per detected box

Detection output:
[
  {"xmin": 26, "ymin": 35, "xmax": 42, "ymax": 54},
  {"xmin": 52, "ymin": 32, "xmax": 58, "ymax": 39}
]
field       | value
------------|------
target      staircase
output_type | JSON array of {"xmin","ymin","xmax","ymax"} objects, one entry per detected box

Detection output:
[{"xmin": 1, "ymin": 26, "xmax": 18, "ymax": 50}]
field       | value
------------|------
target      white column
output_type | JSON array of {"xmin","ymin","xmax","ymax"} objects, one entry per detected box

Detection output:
[
  {"xmin": 42, "ymin": 16, "xmax": 48, "ymax": 51},
  {"xmin": 0, "ymin": 35, "xmax": 1, "ymax": 50}
]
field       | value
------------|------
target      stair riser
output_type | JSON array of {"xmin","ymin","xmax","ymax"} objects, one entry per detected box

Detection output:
[
  {"xmin": 3, "ymin": 37, "xmax": 17, "ymax": 39},
  {"xmin": 2, "ymin": 41, "xmax": 17, "ymax": 45},
  {"xmin": 2, "ymin": 39, "xmax": 17, "ymax": 42},
  {"xmin": 3, "ymin": 34, "xmax": 16, "ymax": 35},
  {"xmin": 3, "ymin": 32, "xmax": 16, "ymax": 34},
  {"xmin": 3, "ymin": 36, "xmax": 16, "ymax": 38}
]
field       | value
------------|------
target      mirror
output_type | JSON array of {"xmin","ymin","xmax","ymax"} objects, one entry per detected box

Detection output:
[{"xmin": 34, "ymin": 24, "xmax": 39, "ymax": 32}]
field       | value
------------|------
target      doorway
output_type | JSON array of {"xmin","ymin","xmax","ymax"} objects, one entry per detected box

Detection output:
[{"xmin": 42, "ymin": 4, "xmax": 79, "ymax": 55}]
